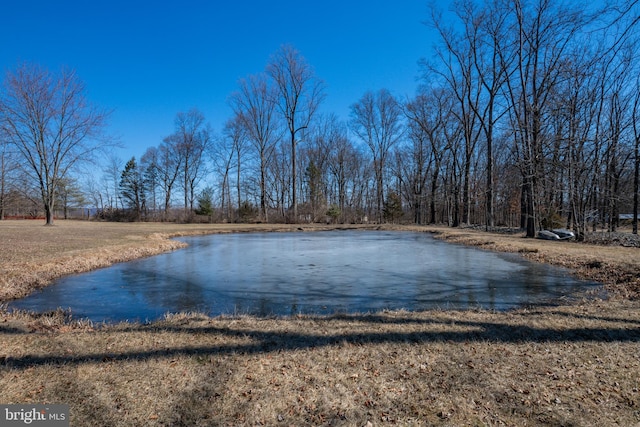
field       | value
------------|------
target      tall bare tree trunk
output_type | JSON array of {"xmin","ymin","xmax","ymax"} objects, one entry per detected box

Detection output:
[{"xmin": 267, "ymin": 45, "xmax": 324, "ymax": 223}]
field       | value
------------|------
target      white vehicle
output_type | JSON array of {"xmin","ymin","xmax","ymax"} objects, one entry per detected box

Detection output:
[{"xmin": 537, "ymin": 229, "xmax": 575, "ymax": 241}]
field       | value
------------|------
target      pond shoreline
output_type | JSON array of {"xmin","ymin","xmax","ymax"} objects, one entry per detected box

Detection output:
[
  {"xmin": 1, "ymin": 220, "xmax": 638, "ymax": 305},
  {"xmin": 10, "ymin": 228, "xmax": 599, "ymax": 322},
  {"xmin": 2, "ymin": 221, "xmax": 640, "ymax": 426}
]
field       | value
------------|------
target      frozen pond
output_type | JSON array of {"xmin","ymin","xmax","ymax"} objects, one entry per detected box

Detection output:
[{"xmin": 10, "ymin": 230, "xmax": 600, "ymax": 322}]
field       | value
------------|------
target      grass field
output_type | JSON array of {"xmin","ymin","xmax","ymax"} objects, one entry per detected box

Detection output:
[{"xmin": 1, "ymin": 220, "xmax": 639, "ymax": 426}]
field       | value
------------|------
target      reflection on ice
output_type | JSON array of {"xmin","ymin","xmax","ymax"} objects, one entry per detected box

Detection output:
[{"xmin": 10, "ymin": 231, "xmax": 600, "ymax": 322}]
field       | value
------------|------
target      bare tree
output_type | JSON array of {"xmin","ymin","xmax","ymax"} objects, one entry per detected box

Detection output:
[
  {"xmin": 173, "ymin": 109, "xmax": 211, "ymax": 213},
  {"xmin": 632, "ymin": 76, "xmax": 640, "ymax": 234},
  {"xmin": 350, "ymin": 89, "xmax": 404, "ymax": 222},
  {"xmin": 498, "ymin": 0, "xmax": 592, "ymax": 237},
  {"xmin": 468, "ymin": 0, "xmax": 511, "ymax": 229},
  {"xmin": 266, "ymin": 44, "xmax": 325, "ymax": 222},
  {"xmin": 0, "ymin": 64, "xmax": 109, "ymax": 225},
  {"xmin": 216, "ymin": 117, "xmax": 247, "ymax": 220},
  {"xmin": 83, "ymin": 174, "xmax": 104, "ymax": 215},
  {"xmin": 325, "ymin": 121, "xmax": 360, "ymax": 223},
  {"xmin": 102, "ymin": 154, "xmax": 124, "ymax": 210},
  {"xmin": 154, "ymin": 109, "xmax": 212, "ymax": 219},
  {"xmin": 229, "ymin": 73, "xmax": 281, "ymax": 221},
  {"xmin": 634, "ymin": 145, "xmax": 640, "ymax": 234},
  {"xmin": 56, "ymin": 177, "xmax": 85, "ymax": 220},
  {"xmin": 0, "ymin": 133, "xmax": 19, "ymax": 220},
  {"xmin": 157, "ymin": 136, "xmax": 182, "ymax": 220},
  {"xmin": 222, "ymin": 114, "xmax": 250, "ymax": 213},
  {"xmin": 404, "ymin": 88, "xmax": 453, "ymax": 224},
  {"xmin": 430, "ymin": 1, "xmax": 486, "ymax": 226},
  {"xmin": 300, "ymin": 114, "xmax": 340, "ymax": 221},
  {"xmin": 269, "ymin": 142, "xmax": 291, "ymax": 218},
  {"xmin": 0, "ymin": 141, "xmax": 8, "ymax": 220}
]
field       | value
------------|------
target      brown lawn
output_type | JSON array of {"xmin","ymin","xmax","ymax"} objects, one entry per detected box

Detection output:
[{"xmin": 1, "ymin": 220, "xmax": 639, "ymax": 426}]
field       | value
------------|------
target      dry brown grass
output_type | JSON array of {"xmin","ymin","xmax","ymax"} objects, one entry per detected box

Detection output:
[
  {"xmin": 0, "ymin": 220, "xmax": 364, "ymax": 302},
  {"xmin": 2, "ymin": 303, "xmax": 640, "ymax": 426},
  {"xmin": 1, "ymin": 220, "xmax": 640, "ymax": 426}
]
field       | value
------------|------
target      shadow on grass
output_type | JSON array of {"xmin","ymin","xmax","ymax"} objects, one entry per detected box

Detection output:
[
  {"xmin": 0, "ymin": 324, "xmax": 25, "ymax": 334},
  {"xmin": 2, "ymin": 312, "xmax": 640, "ymax": 370}
]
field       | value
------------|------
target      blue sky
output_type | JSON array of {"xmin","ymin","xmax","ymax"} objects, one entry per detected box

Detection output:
[{"xmin": 2, "ymin": 1, "xmax": 438, "ymax": 161}]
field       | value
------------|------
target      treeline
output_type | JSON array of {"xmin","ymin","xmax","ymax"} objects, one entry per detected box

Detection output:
[{"xmin": 1, "ymin": 0, "xmax": 639, "ymax": 236}]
